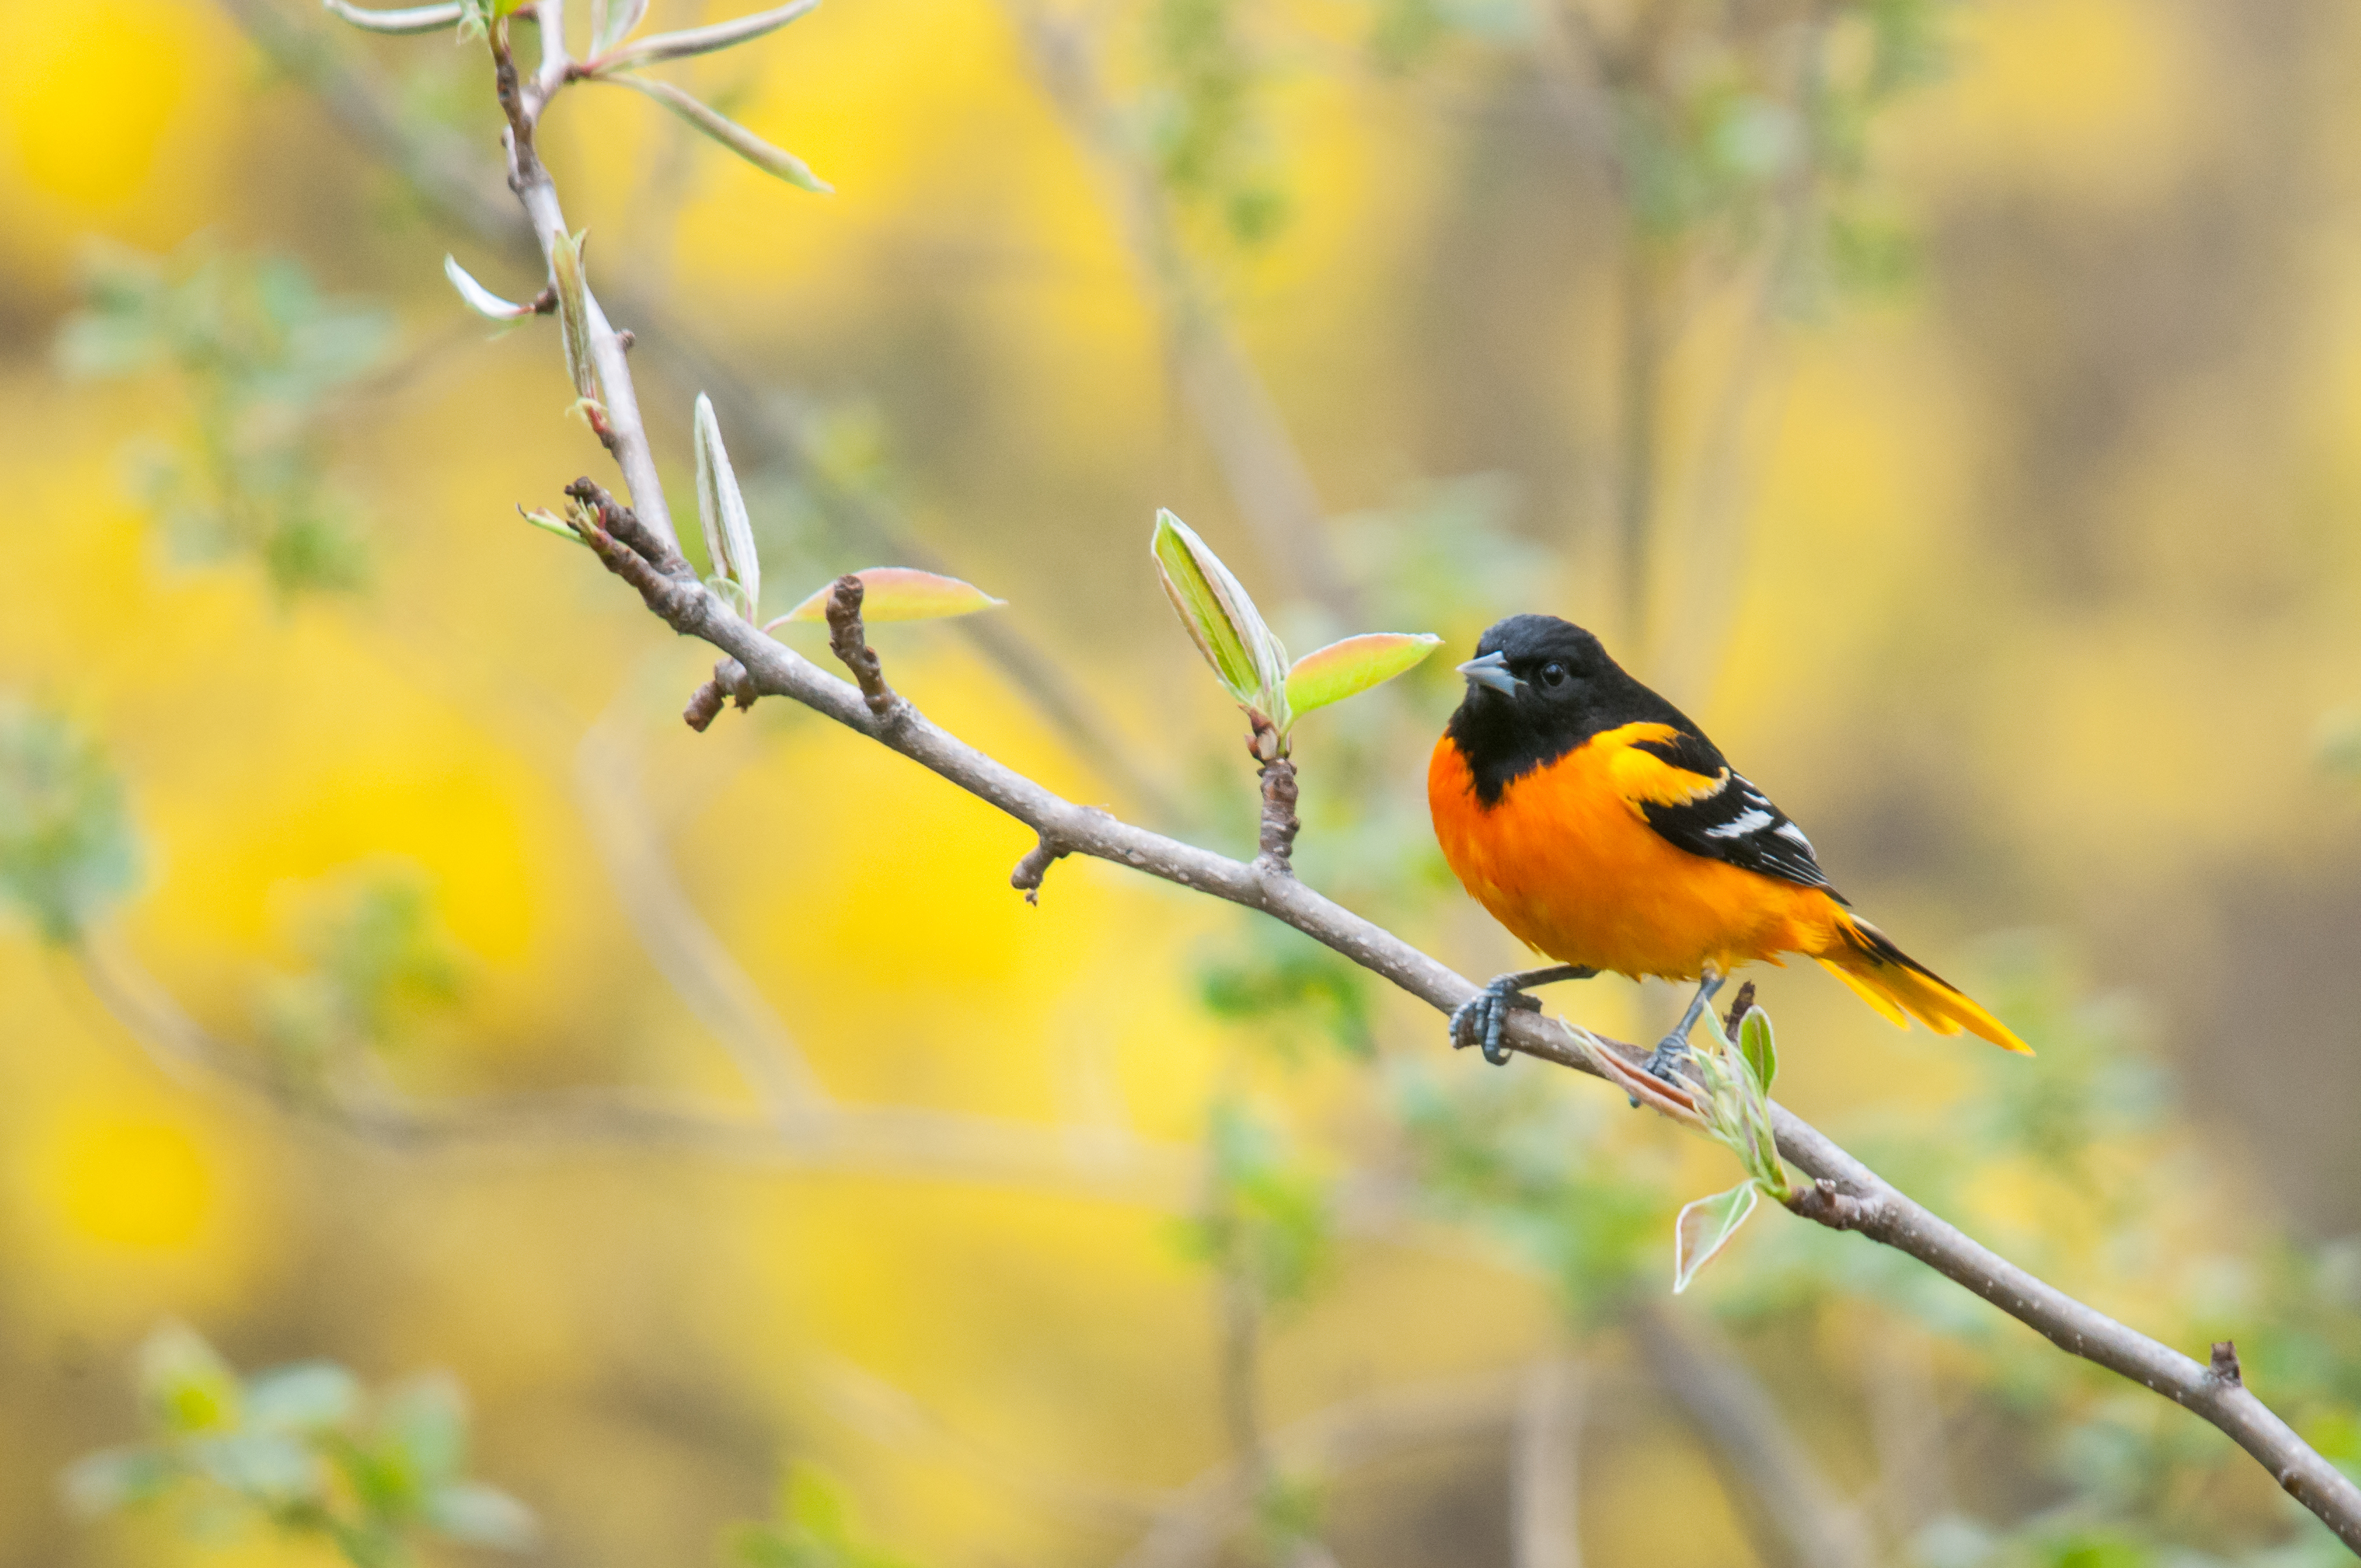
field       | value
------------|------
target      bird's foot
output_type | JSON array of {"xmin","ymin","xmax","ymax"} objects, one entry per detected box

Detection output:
[
  {"xmin": 1643, "ymin": 1032, "xmax": 1695, "ymax": 1086},
  {"xmin": 1624, "ymin": 1032, "xmax": 1699, "ymax": 1107},
  {"xmin": 1450, "ymin": 978, "xmax": 1546, "ymax": 1065}
]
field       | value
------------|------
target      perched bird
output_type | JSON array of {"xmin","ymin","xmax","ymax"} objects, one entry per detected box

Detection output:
[{"xmin": 1428, "ymin": 614, "xmax": 2028, "ymax": 1073}]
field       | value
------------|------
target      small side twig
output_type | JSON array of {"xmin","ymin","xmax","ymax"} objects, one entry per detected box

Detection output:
[
  {"xmin": 2212, "ymin": 1341, "xmax": 2245, "ymax": 1389},
  {"xmin": 1785, "ymin": 1178, "xmax": 1877, "ymax": 1232},
  {"xmin": 1010, "ymin": 834, "xmax": 1070, "ymax": 906},
  {"xmin": 682, "ymin": 657, "xmax": 756, "ymax": 732},
  {"xmin": 823, "ymin": 573, "xmax": 900, "ymax": 719},
  {"xmin": 1246, "ymin": 714, "xmax": 1300, "ymax": 875},
  {"xmin": 1721, "ymin": 979, "xmax": 1757, "ymax": 1037}
]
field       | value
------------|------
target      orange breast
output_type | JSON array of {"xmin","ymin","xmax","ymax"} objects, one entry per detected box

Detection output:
[{"xmin": 1427, "ymin": 729, "xmax": 1844, "ymax": 981}]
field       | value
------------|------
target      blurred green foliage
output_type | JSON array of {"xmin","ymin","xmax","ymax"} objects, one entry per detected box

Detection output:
[
  {"xmin": 56, "ymin": 242, "xmax": 392, "ymax": 596},
  {"xmin": 1198, "ymin": 922, "xmax": 1375, "ymax": 1061},
  {"xmin": 727, "ymin": 1466, "xmax": 920, "ymax": 1568},
  {"xmin": 0, "ymin": 700, "xmax": 139, "ymax": 943},
  {"xmin": 1141, "ymin": 0, "xmax": 1288, "ymax": 246},
  {"xmin": 64, "ymin": 1322, "xmax": 533, "ymax": 1568},
  {"xmin": 257, "ymin": 861, "xmax": 467, "ymax": 1083},
  {"xmin": 1180, "ymin": 1096, "xmax": 1337, "ymax": 1314}
]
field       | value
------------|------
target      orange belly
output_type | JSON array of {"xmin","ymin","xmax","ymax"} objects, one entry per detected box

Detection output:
[{"xmin": 1428, "ymin": 732, "xmax": 1844, "ymax": 981}]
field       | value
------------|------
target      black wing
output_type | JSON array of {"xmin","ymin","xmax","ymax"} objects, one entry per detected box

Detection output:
[{"xmin": 1631, "ymin": 732, "xmax": 1843, "ymax": 899}]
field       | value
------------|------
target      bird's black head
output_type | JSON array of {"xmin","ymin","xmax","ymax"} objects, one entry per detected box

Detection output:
[{"xmin": 1444, "ymin": 615, "xmax": 1691, "ymax": 805}]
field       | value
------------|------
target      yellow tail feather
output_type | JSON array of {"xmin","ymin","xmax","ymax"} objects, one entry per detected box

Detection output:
[{"xmin": 1814, "ymin": 915, "xmax": 2031, "ymax": 1054}]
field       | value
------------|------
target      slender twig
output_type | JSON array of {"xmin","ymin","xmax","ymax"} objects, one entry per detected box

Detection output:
[
  {"xmin": 1511, "ymin": 1359, "xmax": 1584, "ymax": 1568},
  {"xmin": 821, "ymin": 573, "xmax": 901, "ymax": 719},
  {"xmin": 575, "ymin": 714, "xmax": 832, "ymax": 1117},
  {"xmin": 1114, "ymin": 1363, "xmax": 1546, "ymax": 1568},
  {"xmin": 70, "ymin": 932, "xmax": 1198, "ymax": 1200},
  {"xmin": 1631, "ymin": 1303, "xmax": 1877, "ymax": 1568}
]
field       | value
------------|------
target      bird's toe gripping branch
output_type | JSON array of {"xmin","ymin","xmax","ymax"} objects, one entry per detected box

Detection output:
[
  {"xmin": 1448, "ymin": 964, "xmax": 1600, "ymax": 1065},
  {"xmin": 1450, "ymin": 979, "xmax": 1544, "ymax": 1065}
]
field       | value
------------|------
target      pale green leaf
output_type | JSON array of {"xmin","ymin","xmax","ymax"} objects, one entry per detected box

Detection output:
[
  {"xmin": 547, "ymin": 230, "xmax": 601, "ymax": 407},
  {"xmin": 442, "ymin": 255, "xmax": 536, "ymax": 321},
  {"xmin": 1672, "ymin": 1182, "xmax": 1759, "ymax": 1293},
  {"xmin": 518, "ymin": 507, "xmax": 587, "ymax": 546},
  {"xmin": 380, "ymin": 1374, "xmax": 468, "ymax": 1486},
  {"xmin": 191, "ymin": 1431, "xmax": 318, "ymax": 1504},
  {"xmin": 1151, "ymin": 510, "xmax": 1288, "ymax": 723},
  {"xmin": 138, "ymin": 1323, "xmax": 240, "ymax": 1436},
  {"xmin": 1738, "ymin": 1005, "xmax": 1776, "ymax": 1092},
  {"xmin": 599, "ymin": 76, "xmax": 832, "ymax": 193},
  {"xmin": 61, "ymin": 1447, "xmax": 175, "ymax": 1516},
  {"xmin": 244, "ymin": 1363, "xmax": 361, "ymax": 1433},
  {"xmin": 594, "ymin": 0, "xmax": 817, "ymax": 71},
  {"xmin": 771, "ymin": 567, "xmax": 1005, "ymax": 626},
  {"xmin": 1283, "ymin": 632, "xmax": 1440, "ymax": 717},
  {"xmin": 693, "ymin": 392, "xmax": 760, "ymax": 618},
  {"xmin": 321, "ymin": 0, "xmax": 463, "ymax": 33},
  {"xmin": 428, "ymin": 1482, "xmax": 538, "ymax": 1548},
  {"xmin": 594, "ymin": 0, "xmax": 648, "ymax": 53}
]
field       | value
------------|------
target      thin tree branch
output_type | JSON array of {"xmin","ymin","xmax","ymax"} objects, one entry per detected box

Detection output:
[
  {"xmin": 69, "ymin": 932, "xmax": 1198, "ymax": 1201},
  {"xmin": 1114, "ymin": 1363, "xmax": 1543, "ymax": 1568},
  {"xmin": 1631, "ymin": 1302, "xmax": 1877, "ymax": 1568},
  {"xmin": 1511, "ymin": 1358, "xmax": 1584, "ymax": 1568},
  {"xmin": 574, "ymin": 713, "xmax": 834, "ymax": 1117}
]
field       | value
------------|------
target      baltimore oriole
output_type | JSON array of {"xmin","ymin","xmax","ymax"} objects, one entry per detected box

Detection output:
[{"xmin": 1429, "ymin": 614, "xmax": 2029, "ymax": 1074}]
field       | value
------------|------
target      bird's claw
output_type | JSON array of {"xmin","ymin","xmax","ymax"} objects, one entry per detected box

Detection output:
[
  {"xmin": 1643, "ymin": 1032, "xmax": 1694, "ymax": 1086},
  {"xmin": 1450, "ymin": 977, "xmax": 1545, "ymax": 1065}
]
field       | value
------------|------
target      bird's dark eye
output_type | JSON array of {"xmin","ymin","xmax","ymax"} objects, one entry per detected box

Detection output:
[{"xmin": 1538, "ymin": 662, "xmax": 1569, "ymax": 689}]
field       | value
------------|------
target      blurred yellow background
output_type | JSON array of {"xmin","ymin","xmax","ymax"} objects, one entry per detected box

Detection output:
[{"xmin": 4, "ymin": 0, "xmax": 2360, "ymax": 1564}]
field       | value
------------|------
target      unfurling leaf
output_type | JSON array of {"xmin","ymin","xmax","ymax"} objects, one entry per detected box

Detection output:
[
  {"xmin": 1738, "ymin": 1005, "xmax": 1776, "ymax": 1091},
  {"xmin": 599, "ymin": 76, "xmax": 833, "ymax": 193},
  {"xmin": 547, "ymin": 230, "xmax": 602, "ymax": 410},
  {"xmin": 1672, "ymin": 1182, "xmax": 1760, "ymax": 1293},
  {"xmin": 322, "ymin": 0, "xmax": 464, "ymax": 32},
  {"xmin": 594, "ymin": 0, "xmax": 649, "ymax": 53},
  {"xmin": 693, "ymin": 393, "xmax": 761, "ymax": 618},
  {"xmin": 772, "ymin": 568, "xmax": 1005, "ymax": 626},
  {"xmin": 1151, "ymin": 510, "xmax": 1289, "ymax": 726},
  {"xmin": 518, "ymin": 507, "xmax": 587, "ymax": 546},
  {"xmin": 442, "ymin": 255, "xmax": 538, "ymax": 321},
  {"xmin": 1284, "ymin": 632, "xmax": 1441, "ymax": 717},
  {"xmin": 593, "ymin": 0, "xmax": 818, "ymax": 71}
]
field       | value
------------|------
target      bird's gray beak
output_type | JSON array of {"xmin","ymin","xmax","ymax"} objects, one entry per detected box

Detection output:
[{"xmin": 1457, "ymin": 650, "xmax": 1521, "ymax": 697}]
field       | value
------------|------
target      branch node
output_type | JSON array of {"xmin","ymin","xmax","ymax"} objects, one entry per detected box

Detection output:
[
  {"xmin": 563, "ymin": 477, "xmax": 704, "ymax": 632},
  {"xmin": 1722, "ymin": 979, "xmax": 1757, "ymax": 1037},
  {"xmin": 823, "ymin": 573, "xmax": 901, "ymax": 721},
  {"xmin": 1246, "ymin": 716, "xmax": 1300, "ymax": 875},
  {"xmin": 683, "ymin": 658, "xmax": 757, "ymax": 731},
  {"xmin": 2210, "ymin": 1339, "xmax": 2244, "ymax": 1388},
  {"xmin": 1010, "ymin": 835, "xmax": 1070, "ymax": 906},
  {"xmin": 1787, "ymin": 1178, "xmax": 1876, "ymax": 1233}
]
